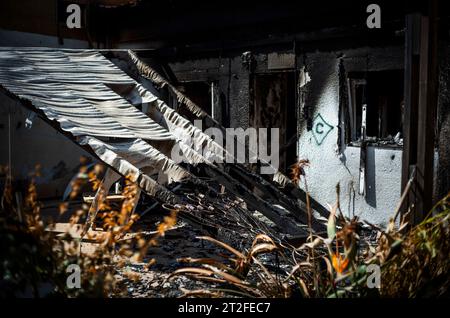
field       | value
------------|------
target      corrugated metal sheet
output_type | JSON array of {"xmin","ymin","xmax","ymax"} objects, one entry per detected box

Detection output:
[
  {"xmin": 0, "ymin": 48, "xmax": 187, "ymax": 200},
  {"xmin": 79, "ymin": 136, "xmax": 189, "ymax": 184},
  {"xmin": 0, "ymin": 48, "xmax": 173, "ymax": 141}
]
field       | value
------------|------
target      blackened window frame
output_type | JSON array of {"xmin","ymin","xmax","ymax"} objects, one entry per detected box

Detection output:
[{"xmin": 344, "ymin": 69, "xmax": 404, "ymax": 149}]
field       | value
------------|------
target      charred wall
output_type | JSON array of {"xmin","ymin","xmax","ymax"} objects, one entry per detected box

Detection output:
[
  {"xmin": 169, "ymin": 56, "xmax": 250, "ymax": 129},
  {"xmin": 436, "ymin": 45, "xmax": 450, "ymax": 200},
  {"xmin": 168, "ymin": 46, "xmax": 410, "ymax": 225}
]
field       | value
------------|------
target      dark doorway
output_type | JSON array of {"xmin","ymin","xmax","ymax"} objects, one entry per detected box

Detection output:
[
  {"xmin": 251, "ymin": 72, "xmax": 297, "ymax": 174},
  {"xmin": 177, "ymin": 81, "xmax": 212, "ymax": 116}
]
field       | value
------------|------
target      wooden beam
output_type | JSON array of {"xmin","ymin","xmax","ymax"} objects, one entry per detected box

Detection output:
[
  {"xmin": 415, "ymin": 0, "xmax": 439, "ymax": 224},
  {"xmin": 199, "ymin": 164, "xmax": 311, "ymax": 236},
  {"xmin": 401, "ymin": 13, "xmax": 421, "ymax": 219}
]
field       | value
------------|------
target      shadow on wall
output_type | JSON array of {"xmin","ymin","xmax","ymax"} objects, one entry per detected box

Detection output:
[
  {"xmin": 339, "ymin": 147, "xmax": 377, "ymax": 211},
  {"xmin": 365, "ymin": 146, "xmax": 377, "ymax": 208},
  {"xmin": 299, "ymin": 55, "xmax": 337, "ymax": 134}
]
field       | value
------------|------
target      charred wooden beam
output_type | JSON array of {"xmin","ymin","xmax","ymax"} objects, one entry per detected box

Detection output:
[
  {"xmin": 415, "ymin": 0, "xmax": 439, "ymax": 224},
  {"xmin": 401, "ymin": 13, "xmax": 421, "ymax": 219},
  {"xmin": 401, "ymin": 0, "xmax": 439, "ymax": 225},
  {"xmin": 224, "ymin": 163, "xmax": 328, "ymax": 225},
  {"xmin": 115, "ymin": 50, "xmax": 329, "ymax": 224},
  {"xmin": 199, "ymin": 164, "xmax": 310, "ymax": 236}
]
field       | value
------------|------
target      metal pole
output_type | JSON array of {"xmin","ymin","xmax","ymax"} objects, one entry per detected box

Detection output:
[{"xmin": 210, "ymin": 82, "xmax": 215, "ymax": 120}]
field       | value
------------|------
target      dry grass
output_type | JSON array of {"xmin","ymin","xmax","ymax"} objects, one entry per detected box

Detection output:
[
  {"xmin": 171, "ymin": 160, "xmax": 450, "ymax": 298},
  {"xmin": 170, "ymin": 193, "xmax": 449, "ymax": 298},
  {"xmin": 380, "ymin": 196, "xmax": 450, "ymax": 297},
  {"xmin": 0, "ymin": 163, "xmax": 166, "ymax": 297},
  {"xmin": 1, "ymin": 159, "xmax": 448, "ymax": 298}
]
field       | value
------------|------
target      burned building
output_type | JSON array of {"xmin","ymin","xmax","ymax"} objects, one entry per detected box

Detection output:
[{"xmin": 0, "ymin": 0, "xmax": 449, "ymax": 229}]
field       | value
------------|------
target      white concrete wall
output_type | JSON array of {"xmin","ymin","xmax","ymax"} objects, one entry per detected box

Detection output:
[
  {"xmin": 297, "ymin": 48, "xmax": 404, "ymax": 226},
  {"xmin": 0, "ymin": 93, "xmax": 93, "ymax": 198}
]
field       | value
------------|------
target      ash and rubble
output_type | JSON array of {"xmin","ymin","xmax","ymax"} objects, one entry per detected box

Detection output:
[
  {"xmin": 114, "ymin": 221, "xmax": 218, "ymax": 298},
  {"xmin": 108, "ymin": 184, "xmax": 376, "ymax": 298},
  {"xmin": 109, "ymin": 184, "xmax": 304, "ymax": 297}
]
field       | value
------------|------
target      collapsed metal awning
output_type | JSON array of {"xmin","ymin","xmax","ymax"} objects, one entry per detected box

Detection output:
[
  {"xmin": 0, "ymin": 49, "xmax": 173, "ymax": 140},
  {"xmin": 0, "ymin": 48, "xmax": 326, "ymax": 239}
]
